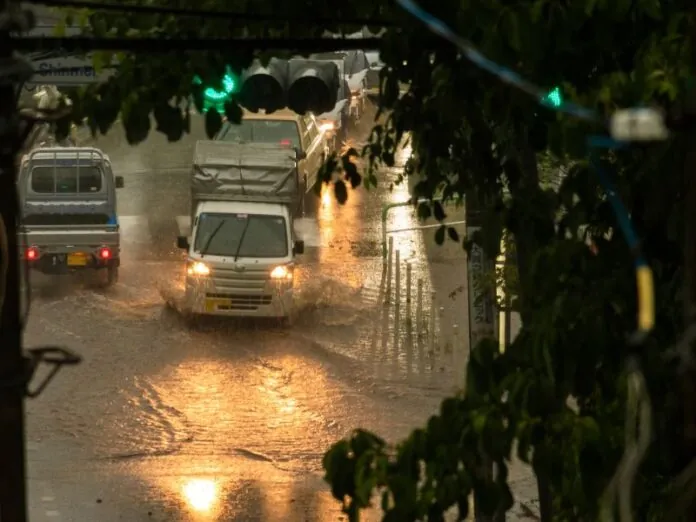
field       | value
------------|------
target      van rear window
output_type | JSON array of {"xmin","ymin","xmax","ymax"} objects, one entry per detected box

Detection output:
[{"xmin": 31, "ymin": 166, "xmax": 103, "ymax": 194}]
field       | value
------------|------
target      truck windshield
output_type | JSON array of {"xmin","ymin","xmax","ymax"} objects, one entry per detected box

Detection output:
[
  {"xmin": 216, "ymin": 120, "xmax": 300, "ymax": 148},
  {"xmin": 194, "ymin": 213, "xmax": 288, "ymax": 258},
  {"xmin": 30, "ymin": 165, "xmax": 103, "ymax": 193}
]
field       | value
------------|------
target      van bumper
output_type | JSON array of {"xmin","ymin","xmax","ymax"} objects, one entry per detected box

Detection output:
[{"xmin": 185, "ymin": 280, "xmax": 293, "ymax": 318}]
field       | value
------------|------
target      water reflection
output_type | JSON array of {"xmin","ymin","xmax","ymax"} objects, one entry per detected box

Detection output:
[
  {"xmin": 182, "ymin": 478, "xmax": 218, "ymax": 513},
  {"xmin": 321, "ymin": 186, "xmax": 332, "ymax": 208}
]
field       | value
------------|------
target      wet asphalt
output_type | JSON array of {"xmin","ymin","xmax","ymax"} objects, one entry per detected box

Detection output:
[{"xmin": 22, "ymin": 107, "xmax": 467, "ymax": 521}]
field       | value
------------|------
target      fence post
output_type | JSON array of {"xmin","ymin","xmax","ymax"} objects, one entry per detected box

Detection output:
[
  {"xmin": 385, "ymin": 236, "xmax": 393, "ymax": 304},
  {"xmin": 405, "ymin": 262, "xmax": 412, "ymax": 325},
  {"xmin": 416, "ymin": 278, "xmax": 423, "ymax": 336},
  {"xmin": 429, "ymin": 291, "xmax": 437, "ymax": 353},
  {"xmin": 395, "ymin": 249, "xmax": 401, "ymax": 309}
]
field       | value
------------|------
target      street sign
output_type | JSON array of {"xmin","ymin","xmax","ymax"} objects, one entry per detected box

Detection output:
[{"xmin": 20, "ymin": 25, "xmax": 114, "ymax": 86}]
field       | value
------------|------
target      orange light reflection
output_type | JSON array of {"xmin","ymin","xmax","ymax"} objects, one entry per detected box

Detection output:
[
  {"xmin": 139, "ymin": 355, "xmax": 338, "ymax": 518},
  {"xmin": 317, "ymin": 182, "xmax": 363, "ymax": 289},
  {"xmin": 182, "ymin": 478, "xmax": 218, "ymax": 513}
]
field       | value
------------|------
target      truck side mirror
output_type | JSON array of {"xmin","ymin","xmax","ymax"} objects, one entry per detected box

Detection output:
[
  {"xmin": 177, "ymin": 236, "xmax": 189, "ymax": 249},
  {"xmin": 115, "ymin": 176, "xmax": 124, "ymax": 188},
  {"xmin": 294, "ymin": 148, "xmax": 307, "ymax": 160},
  {"xmin": 293, "ymin": 240, "xmax": 305, "ymax": 255}
]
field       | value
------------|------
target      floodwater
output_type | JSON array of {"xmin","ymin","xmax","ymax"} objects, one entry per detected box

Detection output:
[{"xmin": 22, "ymin": 107, "xmax": 531, "ymax": 521}]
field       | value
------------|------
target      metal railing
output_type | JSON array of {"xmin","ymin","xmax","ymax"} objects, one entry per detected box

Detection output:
[
  {"xmin": 380, "ymin": 197, "xmax": 466, "ymax": 258},
  {"xmin": 380, "ymin": 199, "xmax": 469, "ymax": 363}
]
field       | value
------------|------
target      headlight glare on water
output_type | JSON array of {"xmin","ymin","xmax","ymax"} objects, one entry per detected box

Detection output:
[{"xmin": 187, "ymin": 261, "xmax": 210, "ymax": 276}]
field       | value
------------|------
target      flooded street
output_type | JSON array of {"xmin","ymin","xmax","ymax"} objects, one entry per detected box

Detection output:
[{"xmin": 22, "ymin": 107, "xmax": 487, "ymax": 521}]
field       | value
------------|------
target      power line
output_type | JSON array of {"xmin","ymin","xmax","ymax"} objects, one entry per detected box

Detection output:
[
  {"xmin": 11, "ymin": 35, "xmax": 384, "ymax": 53},
  {"xmin": 25, "ymin": 0, "xmax": 397, "ymax": 27}
]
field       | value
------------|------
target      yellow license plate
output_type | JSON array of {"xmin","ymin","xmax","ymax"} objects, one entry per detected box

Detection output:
[
  {"xmin": 67, "ymin": 253, "xmax": 88, "ymax": 266},
  {"xmin": 205, "ymin": 298, "xmax": 232, "ymax": 312}
]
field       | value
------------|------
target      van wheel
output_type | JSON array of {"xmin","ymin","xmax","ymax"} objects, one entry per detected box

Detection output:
[
  {"xmin": 107, "ymin": 266, "xmax": 119, "ymax": 285},
  {"xmin": 96, "ymin": 266, "xmax": 118, "ymax": 288},
  {"xmin": 185, "ymin": 313, "xmax": 203, "ymax": 330},
  {"xmin": 279, "ymin": 316, "xmax": 292, "ymax": 328}
]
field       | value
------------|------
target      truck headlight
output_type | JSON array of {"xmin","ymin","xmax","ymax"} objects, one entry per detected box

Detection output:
[
  {"xmin": 270, "ymin": 265, "xmax": 292, "ymax": 280},
  {"xmin": 187, "ymin": 261, "xmax": 210, "ymax": 276}
]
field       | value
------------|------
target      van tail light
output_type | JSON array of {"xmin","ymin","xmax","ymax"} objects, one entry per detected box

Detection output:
[
  {"xmin": 279, "ymin": 139, "xmax": 292, "ymax": 146},
  {"xmin": 25, "ymin": 246, "xmax": 39, "ymax": 261},
  {"xmin": 98, "ymin": 247, "xmax": 112, "ymax": 260}
]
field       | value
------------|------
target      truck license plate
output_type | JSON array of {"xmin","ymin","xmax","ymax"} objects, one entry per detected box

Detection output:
[
  {"xmin": 205, "ymin": 298, "xmax": 231, "ymax": 312},
  {"xmin": 67, "ymin": 253, "xmax": 88, "ymax": 266}
]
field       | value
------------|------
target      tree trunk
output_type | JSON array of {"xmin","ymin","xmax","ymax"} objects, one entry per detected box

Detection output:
[
  {"xmin": 0, "ymin": 97, "xmax": 28, "ymax": 522},
  {"xmin": 504, "ymin": 137, "xmax": 554, "ymax": 522},
  {"xmin": 0, "ymin": 6, "xmax": 29, "ymax": 519}
]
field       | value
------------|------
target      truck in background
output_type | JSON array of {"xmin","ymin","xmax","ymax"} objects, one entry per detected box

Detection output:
[
  {"xmin": 214, "ymin": 108, "xmax": 330, "ymax": 212},
  {"xmin": 18, "ymin": 147, "xmax": 124, "ymax": 287},
  {"xmin": 176, "ymin": 141, "xmax": 305, "ymax": 325}
]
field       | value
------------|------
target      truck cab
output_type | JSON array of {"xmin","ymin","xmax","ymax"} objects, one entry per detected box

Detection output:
[
  {"xmin": 178, "ymin": 141, "xmax": 305, "ymax": 324},
  {"xmin": 215, "ymin": 109, "xmax": 330, "ymax": 212},
  {"xmin": 17, "ymin": 147, "xmax": 124, "ymax": 286}
]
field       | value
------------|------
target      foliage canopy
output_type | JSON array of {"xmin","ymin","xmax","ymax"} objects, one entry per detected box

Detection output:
[{"xmin": 44, "ymin": 0, "xmax": 696, "ymax": 520}]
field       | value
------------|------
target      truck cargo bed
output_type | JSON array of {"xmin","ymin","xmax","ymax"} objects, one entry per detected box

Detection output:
[{"xmin": 19, "ymin": 225, "xmax": 120, "ymax": 251}]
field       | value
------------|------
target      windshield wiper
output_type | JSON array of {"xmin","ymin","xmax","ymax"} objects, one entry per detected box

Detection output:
[
  {"xmin": 233, "ymin": 217, "xmax": 251, "ymax": 262},
  {"xmin": 200, "ymin": 220, "xmax": 225, "ymax": 257}
]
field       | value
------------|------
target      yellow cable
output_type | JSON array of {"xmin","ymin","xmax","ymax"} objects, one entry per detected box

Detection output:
[{"xmin": 636, "ymin": 265, "xmax": 655, "ymax": 333}]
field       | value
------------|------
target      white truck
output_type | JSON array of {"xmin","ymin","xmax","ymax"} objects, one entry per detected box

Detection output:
[{"xmin": 176, "ymin": 141, "xmax": 305, "ymax": 325}]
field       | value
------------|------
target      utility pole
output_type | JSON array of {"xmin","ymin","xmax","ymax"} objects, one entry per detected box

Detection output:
[{"xmin": 0, "ymin": 1, "xmax": 29, "ymax": 519}]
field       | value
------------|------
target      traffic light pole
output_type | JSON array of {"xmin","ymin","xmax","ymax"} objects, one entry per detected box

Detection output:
[{"xmin": 0, "ymin": 1, "xmax": 29, "ymax": 519}]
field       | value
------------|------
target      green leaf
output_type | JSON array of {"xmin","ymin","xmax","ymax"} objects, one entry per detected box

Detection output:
[
  {"xmin": 434, "ymin": 224, "xmax": 445, "ymax": 245},
  {"xmin": 447, "ymin": 227, "xmax": 459, "ymax": 242},
  {"xmin": 91, "ymin": 14, "xmax": 108, "ymax": 37},
  {"xmin": 223, "ymin": 101, "xmax": 243, "ymax": 124},
  {"xmin": 433, "ymin": 201, "xmax": 446, "ymax": 221},
  {"xmin": 381, "ymin": 491, "xmax": 391, "ymax": 511},
  {"xmin": 344, "ymin": 161, "xmax": 362, "ymax": 189},
  {"xmin": 417, "ymin": 201, "xmax": 432, "ymax": 220},
  {"xmin": 92, "ymin": 51, "xmax": 113, "ymax": 73},
  {"xmin": 355, "ymin": 452, "xmax": 377, "ymax": 506},
  {"xmin": 322, "ymin": 440, "xmax": 356, "ymax": 501},
  {"xmin": 317, "ymin": 154, "xmax": 339, "ymax": 189},
  {"xmin": 502, "ymin": 10, "xmax": 521, "ymax": 52},
  {"xmin": 54, "ymin": 18, "xmax": 67, "ymax": 37},
  {"xmin": 334, "ymin": 180, "xmax": 348, "ymax": 204},
  {"xmin": 153, "ymin": 104, "xmax": 184, "ymax": 142},
  {"xmin": 342, "ymin": 152, "xmax": 362, "ymax": 189},
  {"xmin": 204, "ymin": 108, "xmax": 223, "ymax": 138},
  {"xmin": 53, "ymin": 116, "xmax": 71, "ymax": 141}
]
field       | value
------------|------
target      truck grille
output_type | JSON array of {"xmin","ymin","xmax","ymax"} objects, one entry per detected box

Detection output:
[
  {"xmin": 206, "ymin": 292, "xmax": 273, "ymax": 310},
  {"xmin": 209, "ymin": 266, "xmax": 269, "ymax": 291},
  {"xmin": 204, "ymin": 265, "xmax": 275, "ymax": 310}
]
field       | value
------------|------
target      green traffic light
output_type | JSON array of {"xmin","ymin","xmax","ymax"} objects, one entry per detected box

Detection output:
[
  {"xmin": 192, "ymin": 68, "xmax": 238, "ymax": 112},
  {"xmin": 203, "ymin": 74, "xmax": 237, "ymax": 100},
  {"xmin": 542, "ymin": 86, "xmax": 562, "ymax": 108}
]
